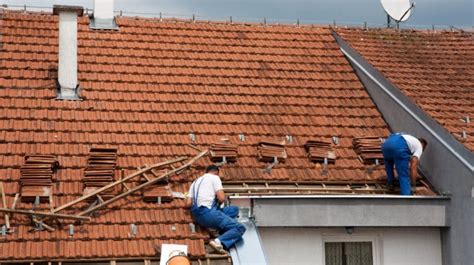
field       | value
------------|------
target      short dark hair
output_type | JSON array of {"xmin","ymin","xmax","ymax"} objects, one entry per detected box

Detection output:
[
  {"xmin": 205, "ymin": 165, "xmax": 220, "ymax": 173},
  {"xmin": 419, "ymin": 138, "xmax": 428, "ymax": 150}
]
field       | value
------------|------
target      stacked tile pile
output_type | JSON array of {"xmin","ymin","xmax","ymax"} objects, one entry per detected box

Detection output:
[
  {"xmin": 304, "ymin": 140, "xmax": 336, "ymax": 163},
  {"xmin": 258, "ymin": 140, "xmax": 287, "ymax": 163},
  {"xmin": 209, "ymin": 138, "xmax": 238, "ymax": 163},
  {"xmin": 20, "ymin": 155, "xmax": 59, "ymax": 202},
  {"xmin": 83, "ymin": 148, "xmax": 118, "ymax": 200},
  {"xmin": 352, "ymin": 137, "xmax": 385, "ymax": 165}
]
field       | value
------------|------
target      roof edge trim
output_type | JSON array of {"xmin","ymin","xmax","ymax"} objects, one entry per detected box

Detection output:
[{"xmin": 332, "ymin": 31, "xmax": 473, "ymax": 172}]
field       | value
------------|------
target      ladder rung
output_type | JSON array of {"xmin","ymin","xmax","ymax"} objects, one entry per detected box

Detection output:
[
  {"xmin": 122, "ymin": 182, "xmax": 131, "ymax": 191},
  {"xmin": 96, "ymin": 194, "xmax": 105, "ymax": 203},
  {"xmin": 142, "ymin": 173, "xmax": 152, "ymax": 182}
]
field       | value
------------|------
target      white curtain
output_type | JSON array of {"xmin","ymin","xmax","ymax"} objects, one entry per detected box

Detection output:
[{"xmin": 325, "ymin": 242, "xmax": 373, "ymax": 265}]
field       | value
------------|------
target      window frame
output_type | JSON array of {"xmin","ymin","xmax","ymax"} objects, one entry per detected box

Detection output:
[{"xmin": 321, "ymin": 234, "xmax": 381, "ymax": 265}]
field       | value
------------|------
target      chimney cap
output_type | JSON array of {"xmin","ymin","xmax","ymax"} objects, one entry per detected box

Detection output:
[{"xmin": 53, "ymin": 5, "xmax": 84, "ymax": 16}]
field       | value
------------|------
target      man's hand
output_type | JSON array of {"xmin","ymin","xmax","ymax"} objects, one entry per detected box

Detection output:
[{"xmin": 216, "ymin": 189, "xmax": 226, "ymax": 204}]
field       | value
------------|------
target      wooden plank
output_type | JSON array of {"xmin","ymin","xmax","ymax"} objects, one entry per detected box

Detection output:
[
  {"xmin": 224, "ymin": 187, "xmax": 386, "ymax": 193},
  {"xmin": 49, "ymin": 194, "xmax": 54, "ymax": 211},
  {"xmin": 78, "ymin": 150, "xmax": 209, "ymax": 216},
  {"xmin": 96, "ymin": 194, "xmax": 105, "ymax": 203},
  {"xmin": 0, "ymin": 183, "xmax": 10, "ymax": 229},
  {"xmin": 10, "ymin": 193, "xmax": 20, "ymax": 209},
  {"xmin": 121, "ymin": 182, "xmax": 131, "ymax": 191},
  {"xmin": 49, "ymin": 157, "xmax": 187, "ymax": 214},
  {"xmin": 32, "ymin": 217, "xmax": 55, "ymax": 232},
  {"xmin": 142, "ymin": 172, "xmax": 152, "ymax": 182},
  {"xmin": 8, "ymin": 193, "xmax": 20, "ymax": 220},
  {"xmin": 0, "ymin": 208, "xmax": 91, "ymax": 220}
]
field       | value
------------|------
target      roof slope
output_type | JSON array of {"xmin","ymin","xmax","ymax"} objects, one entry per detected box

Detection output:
[
  {"xmin": 0, "ymin": 10, "xmax": 393, "ymax": 261},
  {"xmin": 337, "ymin": 28, "xmax": 474, "ymax": 151}
]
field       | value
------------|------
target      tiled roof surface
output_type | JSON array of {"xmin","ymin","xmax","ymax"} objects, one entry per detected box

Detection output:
[
  {"xmin": 0, "ymin": 10, "xmax": 393, "ymax": 261},
  {"xmin": 336, "ymin": 28, "xmax": 474, "ymax": 151}
]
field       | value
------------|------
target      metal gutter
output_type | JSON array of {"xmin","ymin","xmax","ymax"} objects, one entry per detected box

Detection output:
[
  {"xmin": 333, "ymin": 32, "xmax": 473, "ymax": 172},
  {"xmin": 230, "ymin": 195, "xmax": 447, "ymax": 200}
]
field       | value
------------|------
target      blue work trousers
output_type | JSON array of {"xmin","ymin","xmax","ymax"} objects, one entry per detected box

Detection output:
[
  {"xmin": 382, "ymin": 134, "xmax": 412, "ymax": 195},
  {"xmin": 191, "ymin": 205, "xmax": 246, "ymax": 249}
]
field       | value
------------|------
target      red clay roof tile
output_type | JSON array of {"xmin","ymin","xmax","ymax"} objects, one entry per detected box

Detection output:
[
  {"xmin": 337, "ymin": 28, "xmax": 474, "ymax": 151},
  {"xmin": 0, "ymin": 9, "xmax": 418, "ymax": 262}
]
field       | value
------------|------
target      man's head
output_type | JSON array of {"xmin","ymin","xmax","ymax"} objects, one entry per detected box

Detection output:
[
  {"xmin": 205, "ymin": 165, "xmax": 220, "ymax": 175},
  {"xmin": 419, "ymin": 138, "xmax": 428, "ymax": 150}
]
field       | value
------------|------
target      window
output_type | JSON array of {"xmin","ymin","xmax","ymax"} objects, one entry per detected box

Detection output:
[{"xmin": 325, "ymin": 241, "xmax": 373, "ymax": 265}]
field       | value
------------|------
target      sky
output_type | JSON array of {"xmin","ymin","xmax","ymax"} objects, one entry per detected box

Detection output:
[{"xmin": 2, "ymin": 0, "xmax": 473, "ymax": 29}]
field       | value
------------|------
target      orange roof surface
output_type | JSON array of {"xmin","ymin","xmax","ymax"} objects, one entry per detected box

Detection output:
[
  {"xmin": 0, "ymin": 9, "xmax": 396, "ymax": 261},
  {"xmin": 336, "ymin": 28, "xmax": 474, "ymax": 151}
]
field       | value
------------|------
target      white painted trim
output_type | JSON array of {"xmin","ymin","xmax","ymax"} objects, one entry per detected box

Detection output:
[
  {"xmin": 321, "ymin": 233, "xmax": 382, "ymax": 265},
  {"xmin": 230, "ymin": 195, "xmax": 443, "ymax": 199},
  {"xmin": 340, "ymin": 47, "xmax": 474, "ymax": 172}
]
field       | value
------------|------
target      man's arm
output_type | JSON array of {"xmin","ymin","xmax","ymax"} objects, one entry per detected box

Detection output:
[
  {"xmin": 216, "ymin": 189, "xmax": 226, "ymax": 204},
  {"xmin": 410, "ymin": 156, "xmax": 418, "ymax": 186},
  {"xmin": 185, "ymin": 197, "xmax": 193, "ymax": 208}
]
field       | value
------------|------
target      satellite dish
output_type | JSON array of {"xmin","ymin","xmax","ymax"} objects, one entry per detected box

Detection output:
[{"xmin": 381, "ymin": 0, "xmax": 415, "ymax": 27}]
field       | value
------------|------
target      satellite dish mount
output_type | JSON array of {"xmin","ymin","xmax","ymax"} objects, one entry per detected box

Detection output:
[{"xmin": 381, "ymin": 0, "xmax": 415, "ymax": 29}]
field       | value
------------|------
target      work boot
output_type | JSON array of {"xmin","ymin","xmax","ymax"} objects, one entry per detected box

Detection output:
[{"xmin": 209, "ymin": 240, "xmax": 227, "ymax": 254}]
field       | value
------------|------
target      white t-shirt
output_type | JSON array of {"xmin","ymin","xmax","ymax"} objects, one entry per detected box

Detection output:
[
  {"xmin": 401, "ymin": 134, "xmax": 423, "ymax": 159},
  {"xmin": 188, "ymin": 173, "xmax": 223, "ymax": 209}
]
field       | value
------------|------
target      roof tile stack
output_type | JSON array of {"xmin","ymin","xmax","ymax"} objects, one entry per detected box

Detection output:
[
  {"xmin": 352, "ymin": 137, "xmax": 385, "ymax": 165},
  {"xmin": 304, "ymin": 140, "xmax": 336, "ymax": 163},
  {"xmin": 20, "ymin": 155, "xmax": 59, "ymax": 202},
  {"xmin": 209, "ymin": 138, "xmax": 238, "ymax": 163},
  {"xmin": 83, "ymin": 148, "xmax": 118, "ymax": 201},
  {"xmin": 258, "ymin": 140, "xmax": 287, "ymax": 163}
]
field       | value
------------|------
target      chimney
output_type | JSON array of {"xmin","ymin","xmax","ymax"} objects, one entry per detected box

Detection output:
[
  {"xmin": 91, "ymin": 0, "xmax": 118, "ymax": 30},
  {"xmin": 53, "ymin": 5, "xmax": 83, "ymax": 100}
]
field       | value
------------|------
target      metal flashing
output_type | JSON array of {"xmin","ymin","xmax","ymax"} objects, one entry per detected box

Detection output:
[
  {"xmin": 229, "ymin": 219, "xmax": 268, "ymax": 265},
  {"xmin": 56, "ymin": 83, "xmax": 81, "ymax": 100},
  {"xmin": 90, "ymin": 0, "xmax": 119, "ymax": 30},
  {"xmin": 52, "ymin": 5, "xmax": 84, "ymax": 16},
  {"xmin": 90, "ymin": 17, "xmax": 119, "ymax": 30},
  {"xmin": 332, "ymin": 31, "xmax": 474, "ymax": 172}
]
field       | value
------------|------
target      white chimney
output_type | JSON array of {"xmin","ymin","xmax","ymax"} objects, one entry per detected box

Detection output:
[
  {"xmin": 94, "ymin": 0, "xmax": 114, "ymax": 20},
  {"xmin": 53, "ymin": 5, "xmax": 83, "ymax": 100},
  {"xmin": 91, "ymin": 0, "xmax": 118, "ymax": 30}
]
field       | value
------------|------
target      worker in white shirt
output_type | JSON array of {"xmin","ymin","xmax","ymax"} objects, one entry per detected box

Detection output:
[
  {"xmin": 382, "ymin": 133, "xmax": 428, "ymax": 195},
  {"xmin": 185, "ymin": 165, "xmax": 245, "ymax": 254}
]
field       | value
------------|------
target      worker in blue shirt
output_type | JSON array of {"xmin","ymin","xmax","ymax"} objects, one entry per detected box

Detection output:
[{"xmin": 382, "ymin": 133, "xmax": 428, "ymax": 195}]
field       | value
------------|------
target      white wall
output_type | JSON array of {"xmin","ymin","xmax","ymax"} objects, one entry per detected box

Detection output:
[{"xmin": 259, "ymin": 227, "xmax": 442, "ymax": 265}]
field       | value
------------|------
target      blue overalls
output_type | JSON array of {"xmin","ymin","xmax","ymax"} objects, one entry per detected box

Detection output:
[
  {"xmin": 382, "ymin": 133, "xmax": 412, "ymax": 195},
  {"xmin": 190, "ymin": 177, "xmax": 246, "ymax": 250}
]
